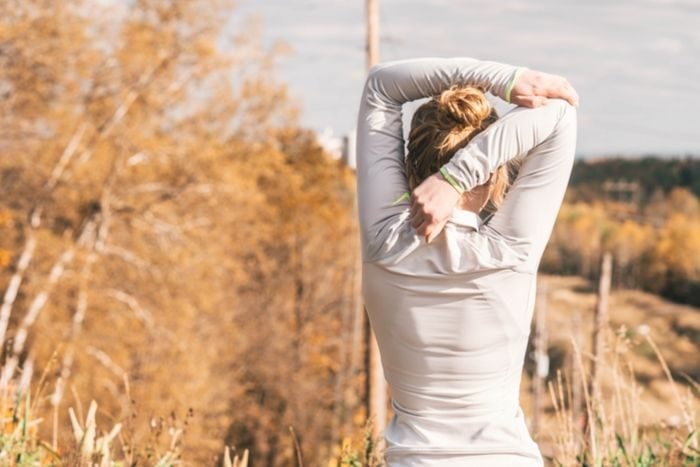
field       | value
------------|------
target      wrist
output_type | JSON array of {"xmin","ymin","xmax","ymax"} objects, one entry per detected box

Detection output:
[
  {"xmin": 438, "ymin": 166, "xmax": 465, "ymax": 196},
  {"xmin": 505, "ymin": 67, "xmax": 527, "ymax": 103}
]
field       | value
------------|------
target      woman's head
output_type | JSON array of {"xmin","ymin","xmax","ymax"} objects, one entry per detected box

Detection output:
[{"xmin": 405, "ymin": 85, "xmax": 511, "ymax": 211}]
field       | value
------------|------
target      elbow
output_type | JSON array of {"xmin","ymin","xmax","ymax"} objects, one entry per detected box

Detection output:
[
  {"xmin": 550, "ymin": 98, "xmax": 577, "ymax": 127},
  {"xmin": 365, "ymin": 59, "xmax": 405, "ymax": 91},
  {"xmin": 367, "ymin": 62, "xmax": 384, "ymax": 80},
  {"xmin": 534, "ymin": 99, "xmax": 577, "ymax": 165},
  {"xmin": 367, "ymin": 60, "xmax": 398, "ymax": 81},
  {"xmin": 362, "ymin": 62, "xmax": 400, "ymax": 109},
  {"xmin": 550, "ymin": 98, "xmax": 578, "ymax": 145},
  {"xmin": 364, "ymin": 63, "xmax": 388, "ymax": 96}
]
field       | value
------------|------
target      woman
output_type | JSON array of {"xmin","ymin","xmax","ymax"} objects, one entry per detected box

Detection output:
[{"xmin": 355, "ymin": 57, "xmax": 578, "ymax": 466}]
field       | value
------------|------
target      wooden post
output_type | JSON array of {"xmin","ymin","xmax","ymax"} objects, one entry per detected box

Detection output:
[
  {"xmin": 364, "ymin": 0, "xmax": 387, "ymax": 445},
  {"xmin": 531, "ymin": 279, "xmax": 549, "ymax": 435},
  {"xmin": 331, "ymin": 242, "xmax": 359, "ymax": 444},
  {"xmin": 344, "ymin": 180, "xmax": 367, "ymax": 439},
  {"xmin": 590, "ymin": 252, "xmax": 612, "ymax": 403},
  {"xmin": 571, "ymin": 310, "xmax": 583, "ymax": 437}
]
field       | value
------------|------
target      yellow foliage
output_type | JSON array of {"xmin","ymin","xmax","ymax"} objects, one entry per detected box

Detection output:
[
  {"xmin": 666, "ymin": 187, "xmax": 700, "ymax": 218},
  {"xmin": 609, "ymin": 220, "xmax": 654, "ymax": 267},
  {"xmin": 0, "ymin": 1, "xmax": 356, "ymax": 465},
  {"xmin": 651, "ymin": 212, "xmax": 700, "ymax": 280},
  {"xmin": 546, "ymin": 192, "xmax": 700, "ymax": 297},
  {"xmin": 0, "ymin": 210, "xmax": 11, "ymax": 226},
  {"xmin": 0, "ymin": 250, "xmax": 10, "ymax": 268}
]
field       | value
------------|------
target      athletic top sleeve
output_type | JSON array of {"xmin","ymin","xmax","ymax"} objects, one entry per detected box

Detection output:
[
  {"xmin": 443, "ymin": 100, "xmax": 578, "ymax": 272},
  {"xmin": 355, "ymin": 57, "xmax": 577, "ymax": 271}
]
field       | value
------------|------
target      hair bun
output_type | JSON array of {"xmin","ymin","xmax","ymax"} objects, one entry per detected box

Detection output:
[
  {"xmin": 435, "ymin": 85, "xmax": 493, "ymax": 129},
  {"xmin": 405, "ymin": 84, "xmax": 501, "ymax": 192}
]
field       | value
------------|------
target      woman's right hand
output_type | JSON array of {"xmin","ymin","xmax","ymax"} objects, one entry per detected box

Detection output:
[
  {"xmin": 410, "ymin": 172, "xmax": 461, "ymax": 243},
  {"xmin": 510, "ymin": 69, "xmax": 579, "ymax": 108}
]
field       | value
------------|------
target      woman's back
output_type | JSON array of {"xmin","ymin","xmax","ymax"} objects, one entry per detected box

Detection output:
[{"xmin": 363, "ymin": 212, "xmax": 542, "ymax": 465}]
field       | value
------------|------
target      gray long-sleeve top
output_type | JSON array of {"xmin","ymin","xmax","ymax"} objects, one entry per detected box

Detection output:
[{"xmin": 355, "ymin": 57, "xmax": 578, "ymax": 466}]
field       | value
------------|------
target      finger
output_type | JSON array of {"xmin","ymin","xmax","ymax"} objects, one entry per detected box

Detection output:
[
  {"xmin": 554, "ymin": 84, "xmax": 578, "ymax": 107},
  {"xmin": 529, "ymin": 96, "xmax": 549, "ymax": 107},
  {"xmin": 409, "ymin": 193, "xmax": 421, "ymax": 220},
  {"xmin": 545, "ymin": 80, "xmax": 579, "ymax": 107},
  {"xmin": 411, "ymin": 212, "xmax": 424, "ymax": 229},
  {"xmin": 509, "ymin": 94, "xmax": 532, "ymax": 108},
  {"xmin": 410, "ymin": 194, "xmax": 422, "ymax": 219},
  {"xmin": 415, "ymin": 218, "xmax": 431, "ymax": 237},
  {"xmin": 513, "ymin": 95, "xmax": 549, "ymax": 108},
  {"xmin": 424, "ymin": 224, "xmax": 434, "ymax": 243},
  {"xmin": 427, "ymin": 218, "xmax": 448, "ymax": 243},
  {"xmin": 567, "ymin": 85, "xmax": 580, "ymax": 107}
]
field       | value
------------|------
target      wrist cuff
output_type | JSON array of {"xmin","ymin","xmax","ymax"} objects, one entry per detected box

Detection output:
[
  {"xmin": 505, "ymin": 67, "xmax": 526, "ymax": 103},
  {"xmin": 391, "ymin": 191, "xmax": 410, "ymax": 206},
  {"xmin": 439, "ymin": 166, "xmax": 465, "ymax": 195}
]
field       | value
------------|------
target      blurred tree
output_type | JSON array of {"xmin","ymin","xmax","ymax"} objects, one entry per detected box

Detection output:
[
  {"xmin": 646, "ymin": 212, "xmax": 700, "ymax": 304},
  {"xmin": 608, "ymin": 220, "xmax": 654, "ymax": 288},
  {"xmin": 0, "ymin": 0, "xmax": 359, "ymax": 465},
  {"xmin": 543, "ymin": 184, "xmax": 700, "ymax": 306}
]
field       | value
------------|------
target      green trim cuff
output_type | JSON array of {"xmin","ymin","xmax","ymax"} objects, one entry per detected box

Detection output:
[
  {"xmin": 391, "ymin": 191, "xmax": 410, "ymax": 206},
  {"xmin": 439, "ymin": 166, "xmax": 465, "ymax": 195},
  {"xmin": 505, "ymin": 67, "xmax": 526, "ymax": 104}
]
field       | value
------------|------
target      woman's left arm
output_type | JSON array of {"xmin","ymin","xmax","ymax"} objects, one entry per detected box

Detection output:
[{"xmin": 356, "ymin": 57, "xmax": 524, "ymax": 262}]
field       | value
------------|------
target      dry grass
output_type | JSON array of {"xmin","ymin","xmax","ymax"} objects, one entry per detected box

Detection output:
[
  {"xmin": 545, "ymin": 324, "xmax": 697, "ymax": 466},
  {"xmin": 527, "ymin": 274, "xmax": 699, "ymax": 466},
  {"xmin": 0, "ymin": 365, "xmax": 250, "ymax": 466},
  {"xmin": 328, "ymin": 417, "xmax": 385, "ymax": 467}
]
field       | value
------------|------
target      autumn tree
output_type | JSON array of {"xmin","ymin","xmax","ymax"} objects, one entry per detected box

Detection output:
[{"xmin": 1, "ymin": 0, "xmax": 360, "ymax": 464}]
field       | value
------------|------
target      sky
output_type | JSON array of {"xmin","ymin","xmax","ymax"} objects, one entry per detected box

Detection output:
[{"xmin": 231, "ymin": 0, "xmax": 699, "ymax": 157}]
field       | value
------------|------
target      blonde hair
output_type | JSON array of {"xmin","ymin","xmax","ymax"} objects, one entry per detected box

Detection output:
[{"xmin": 405, "ymin": 85, "xmax": 512, "ymax": 209}]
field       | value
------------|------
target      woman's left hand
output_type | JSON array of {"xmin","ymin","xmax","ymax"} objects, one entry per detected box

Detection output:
[{"xmin": 510, "ymin": 69, "xmax": 579, "ymax": 108}]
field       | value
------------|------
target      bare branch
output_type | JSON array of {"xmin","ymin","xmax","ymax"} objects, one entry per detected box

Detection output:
[
  {"xmin": 0, "ymin": 233, "xmax": 36, "ymax": 345},
  {"xmin": 0, "ymin": 218, "xmax": 98, "ymax": 387}
]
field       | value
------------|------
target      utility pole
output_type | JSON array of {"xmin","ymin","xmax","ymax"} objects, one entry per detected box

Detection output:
[
  {"xmin": 367, "ymin": 0, "xmax": 380, "ymax": 69},
  {"xmin": 364, "ymin": 0, "xmax": 387, "ymax": 445},
  {"xmin": 590, "ymin": 252, "xmax": 612, "ymax": 402}
]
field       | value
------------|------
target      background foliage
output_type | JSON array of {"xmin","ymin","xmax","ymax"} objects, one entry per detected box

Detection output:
[{"xmin": 0, "ymin": 1, "xmax": 360, "ymax": 464}]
